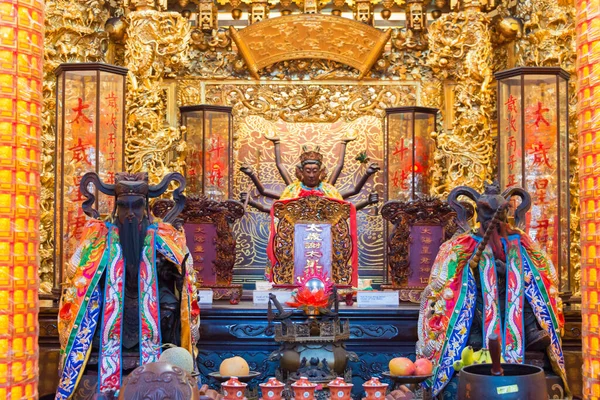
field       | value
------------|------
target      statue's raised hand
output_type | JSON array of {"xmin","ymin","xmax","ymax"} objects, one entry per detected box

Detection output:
[
  {"xmin": 366, "ymin": 162, "xmax": 380, "ymax": 175},
  {"xmin": 239, "ymin": 165, "xmax": 256, "ymax": 177},
  {"xmin": 341, "ymin": 129, "xmax": 359, "ymax": 143},
  {"xmin": 368, "ymin": 191, "xmax": 379, "ymax": 205},
  {"xmin": 264, "ymin": 132, "xmax": 280, "ymax": 143}
]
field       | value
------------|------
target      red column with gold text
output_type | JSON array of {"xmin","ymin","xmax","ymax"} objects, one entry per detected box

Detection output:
[
  {"xmin": 577, "ymin": 0, "xmax": 600, "ymax": 397},
  {"xmin": 0, "ymin": 0, "xmax": 43, "ymax": 398}
]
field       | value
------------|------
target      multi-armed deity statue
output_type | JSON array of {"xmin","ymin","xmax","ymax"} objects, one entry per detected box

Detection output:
[
  {"xmin": 240, "ymin": 137, "xmax": 380, "ymax": 212},
  {"xmin": 417, "ymin": 182, "xmax": 568, "ymax": 396},
  {"xmin": 240, "ymin": 138, "xmax": 379, "ymax": 286},
  {"xmin": 56, "ymin": 172, "xmax": 200, "ymax": 399}
]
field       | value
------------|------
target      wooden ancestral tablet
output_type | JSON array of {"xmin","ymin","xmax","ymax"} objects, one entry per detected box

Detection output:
[
  {"xmin": 229, "ymin": 14, "xmax": 391, "ymax": 79},
  {"xmin": 381, "ymin": 197, "xmax": 457, "ymax": 303},
  {"xmin": 152, "ymin": 195, "xmax": 244, "ymax": 303},
  {"xmin": 272, "ymin": 195, "xmax": 353, "ymax": 286}
]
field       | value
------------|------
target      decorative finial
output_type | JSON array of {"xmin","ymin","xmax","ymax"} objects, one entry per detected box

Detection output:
[{"xmin": 483, "ymin": 180, "xmax": 501, "ymax": 195}]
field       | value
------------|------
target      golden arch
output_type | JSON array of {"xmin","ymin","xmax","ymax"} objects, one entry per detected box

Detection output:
[{"xmin": 230, "ymin": 14, "xmax": 391, "ymax": 80}]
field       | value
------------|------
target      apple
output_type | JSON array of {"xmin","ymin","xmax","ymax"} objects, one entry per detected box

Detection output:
[
  {"xmin": 389, "ymin": 357, "xmax": 416, "ymax": 376},
  {"xmin": 414, "ymin": 358, "xmax": 433, "ymax": 375}
]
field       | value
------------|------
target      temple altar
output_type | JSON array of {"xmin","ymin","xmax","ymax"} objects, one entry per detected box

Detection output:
[
  {"xmin": 2, "ymin": 0, "xmax": 600, "ymax": 397},
  {"xmin": 37, "ymin": 300, "xmax": 585, "ymax": 398}
]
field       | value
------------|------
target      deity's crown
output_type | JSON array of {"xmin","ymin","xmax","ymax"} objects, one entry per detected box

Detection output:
[
  {"xmin": 300, "ymin": 145, "xmax": 323, "ymax": 167},
  {"xmin": 115, "ymin": 172, "xmax": 149, "ymax": 197},
  {"xmin": 483, "ymin": 180, "xmax": 501, "ymax": 196}
]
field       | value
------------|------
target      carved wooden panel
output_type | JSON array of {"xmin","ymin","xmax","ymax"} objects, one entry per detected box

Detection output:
[
  {"xmin": 272, "ymin": 196, "xmax": 353, "ymax": 285},
  {"xmin": 229, "ymin": 14, "xmax": 391, "ymax": 79},
  {"xmin": 152, "ymin": 195, "xmax": 244, "ymax": 285},
  {"xmin": 381, "ymin": 197, "xmax": 457, "ymax": 298}
]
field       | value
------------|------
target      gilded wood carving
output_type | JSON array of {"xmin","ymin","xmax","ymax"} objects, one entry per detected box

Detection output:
[
  {"xmin": 37, "ymin": 0, "xmax": 581, "ymax": 295},
  {"xmin": 381, "ymin": 197, "xmax": 457, "ymax": 302},
  {"xmin": 229, "ymin": 14, "xmax": 391, "ymax": 79},
  {"xmin": 272, "ymin": 196, "xmax": 353, "ymax": 285},
  {"xmin": 152, "ymin": 195, "xmax": 244, "ymax": 286}
]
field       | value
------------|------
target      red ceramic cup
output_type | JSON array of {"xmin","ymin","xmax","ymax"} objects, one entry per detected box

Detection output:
[
  {"xmin": 259, "ymin": 377, "xmax": 285, "ymax": 400},
  {"xmin": 362, "ymin": 377, "xmax": 388, "ymax": 400},
  {"xmin": 328, "ymin": 377, "xmax": 354, "ymax": 400},
  {"xmin": 291, "ymin": 376, "xmax": 318, "ymax": 400},
  {"xmin": 222, "ymin": 376, "xmax": 248, "ymax": 400}
]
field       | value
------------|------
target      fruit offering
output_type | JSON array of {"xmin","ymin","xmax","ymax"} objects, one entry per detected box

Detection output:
[
  {"xmin": 388, "ymin": 357, "xmax": 433, "ymax": 376},
  {"xmin": 413, "ymin": 358, "xmax": 433, "ymax": 376},
  {"xmin": 389, "ymin": 357, "xmax": 415, "ymax": 376},
  {"xmin": 158, "ymin": 346, "xmax": 195, "ymax": 374},
  {"xmin": 220, "ymin": 356, "xmax": 250, "ymax": 377},
  {"xmin": 452, "ymin": 346, "xmax": 506, "ymax": 372}
]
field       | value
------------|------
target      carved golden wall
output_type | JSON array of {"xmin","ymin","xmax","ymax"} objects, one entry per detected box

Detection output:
[{"xmin": 39, "ymin": 0, "xmax": 581, "ymax": 293}]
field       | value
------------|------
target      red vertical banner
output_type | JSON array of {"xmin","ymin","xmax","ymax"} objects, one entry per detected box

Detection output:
[
  {"xmin": 97, "ymin": 72, "xmax": 125, "ymax": 214},
  {"xmin": 388, "ymin": 115, "xmax": 414, "ymax": 200},
  {"xmin": 503, "ymin": 93, "xmax": 521, "ymax": 188},
  {"xmin": 204, "ymin": 111, "xmax": 230, "ymax": 200},
  {"xmin": 524, "ymin": 88, "xmax": 559, "ymax": 267},
  {"xmin": 385, "ymin": 107, "xmax": 437, "ymax": 202},
  {"xmin": 64, "ymin": 92, "xmax": 95, "ymax": 267}
]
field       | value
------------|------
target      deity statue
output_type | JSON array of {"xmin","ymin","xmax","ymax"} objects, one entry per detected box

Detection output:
[
  {"xmin": 416, "ymin": 182, "xmax": 568, "ymax": 396},
  {"xmin": 240, "ymin": 137, "xmax": 380, "ymax": 212},
  {"xmin": 241, "ymin": 139, "xmax": 378, "ymax": 286},
  {"xmin": 55, "ymin": 172, "xmax": 200, "ymax": 399}
]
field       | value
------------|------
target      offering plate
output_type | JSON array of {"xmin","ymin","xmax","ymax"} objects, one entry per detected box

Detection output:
[{"xmin": 208, "ymin": 371, "xmax": 261, "ymax": 382}]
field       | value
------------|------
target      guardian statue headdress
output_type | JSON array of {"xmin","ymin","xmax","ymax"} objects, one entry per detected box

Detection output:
[{"xmin": 79, "ymin": 171, "xmax": 186, "ymax": 224}]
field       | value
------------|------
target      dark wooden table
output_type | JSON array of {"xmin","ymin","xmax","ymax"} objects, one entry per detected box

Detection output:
[{"xmin": 38, "ymin": 301, "xmax": 583, "ymax": 399}]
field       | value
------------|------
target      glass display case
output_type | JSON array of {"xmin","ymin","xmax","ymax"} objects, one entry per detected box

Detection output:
[
  {"xmin": 495, "ymin": 66, "xmax": 570, "ymax": 293},
  {"xmin": 180, "ymin": 105, "xmax": 233, "ymax": 201},
  {"xmin": 53, "ymin": 63, "xmax": 127, "ymax": 291},
  {"xmin": 384, "ymin": 106, "xmax": 437, "ymax": 201}
]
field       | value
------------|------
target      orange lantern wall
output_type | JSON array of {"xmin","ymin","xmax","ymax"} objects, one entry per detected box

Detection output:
[
  {"xmin": 577, "ymin": 0, "xmax": 600, "ymax": 397},
  {"xmin": 0, "ymin": 0, "xmax": 43, "ymax": 398}
]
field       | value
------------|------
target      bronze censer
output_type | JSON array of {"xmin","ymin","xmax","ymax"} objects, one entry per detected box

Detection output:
[{"xmin": 267, "ymin": 283, "xmax": 357, "ymax": 386}]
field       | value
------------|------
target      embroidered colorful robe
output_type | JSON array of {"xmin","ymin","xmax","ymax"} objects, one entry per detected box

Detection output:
[
  {"xmin": 55, "ymin": 219, "xmax": 200, "ymax": 399},
  {"xmin": 267, "ymin": 182, "xmax": 358, "ymax": 286},
  {"xmin": 416, "ymin": 231, "xmax": 568, "ymax": 396}
]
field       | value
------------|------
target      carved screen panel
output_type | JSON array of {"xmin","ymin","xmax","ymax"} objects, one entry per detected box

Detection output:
[{"xmin": 272, "ymin": 197, "xmax": 352, "ymax": 285}]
